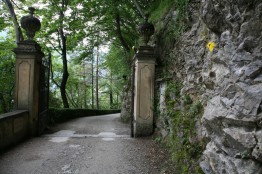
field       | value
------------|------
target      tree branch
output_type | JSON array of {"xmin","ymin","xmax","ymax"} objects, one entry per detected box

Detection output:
[
  {"xmin": 66, "ymin": 90, "xmax": 78, "ymax": 108},
  {"xmin": 133, "ymin": 0, "xmax": 145, "ymax": 18},
  {"xmin": 57, "ymin": 29, "xmax": 63, "ymax": 51},
  {"xmin": 10, "ymin": 0, "xmax": 26, "ymax": 11},
  {"xmin": 49, "ymin": 53, "xmax": 61, "ymax": 88},
  {"xmin": 45, "ymin": 37, "xmax": 62, "ymax": 55},
  {"xmin": 2, "ymin": 0, "xmax": 24, "ymax": 43},
  {"xmin": 115, "ymin": 13, "xmax": 130, "ymax": 52}
]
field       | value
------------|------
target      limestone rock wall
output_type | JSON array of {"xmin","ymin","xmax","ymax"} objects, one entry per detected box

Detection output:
[{"xmin": 154, "ymin": 0, "xmax": 262, "ymax": 173}]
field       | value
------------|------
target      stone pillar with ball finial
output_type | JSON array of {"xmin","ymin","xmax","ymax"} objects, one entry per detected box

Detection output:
[
  {"xmin": 133, "ymin": 15, "xmax": 156, "ymax": 137},
  {"xmin": 13, "ymin": 7, "xmax": 44, "ymax": 136}
]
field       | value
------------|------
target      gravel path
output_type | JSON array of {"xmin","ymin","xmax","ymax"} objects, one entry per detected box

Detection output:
[{"xmin": 0, "ymin": 114, "xmax": 170, "ymax": 174}]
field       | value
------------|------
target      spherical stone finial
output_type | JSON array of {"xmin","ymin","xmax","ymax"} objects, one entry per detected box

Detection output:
[
  {"xmin": 21, "ymin": 7, "xmax": 41, "ymax": 41},
  {"xmin": 138, "ymin": 14, "xmax": 155, "ymax": 46}
]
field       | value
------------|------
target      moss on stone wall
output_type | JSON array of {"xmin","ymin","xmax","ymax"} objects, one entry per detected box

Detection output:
[{"xmin": 158, "ymin": 81, "xmax": 206, "ymax": 173}]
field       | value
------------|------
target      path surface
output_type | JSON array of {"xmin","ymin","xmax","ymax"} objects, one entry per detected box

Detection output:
[{"xmin": 0, "ymin": 114, "xmax": 168, "ymax": 174}]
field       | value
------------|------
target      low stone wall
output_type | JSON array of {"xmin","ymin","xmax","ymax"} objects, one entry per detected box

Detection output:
[{"xmin": 0, "ymin": 110, "xmax": 29, "ymax": 152}]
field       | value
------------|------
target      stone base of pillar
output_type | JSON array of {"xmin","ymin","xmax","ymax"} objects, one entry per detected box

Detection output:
[{"xmin": 133, "ymin": 121, "xmax": 153, "ymax": 137}]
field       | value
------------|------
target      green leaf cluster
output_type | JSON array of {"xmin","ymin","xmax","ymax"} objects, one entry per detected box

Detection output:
[
  {"xmin": 149, "ymin": 0, "xmax": 176, "ymax": 22},
  {"xmin": 0, "ymin": 36, "xmax": 15, "ymax": 114}
]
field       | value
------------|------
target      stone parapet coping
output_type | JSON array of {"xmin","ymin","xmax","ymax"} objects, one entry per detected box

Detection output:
[{"xmin": 0, "ymin": 110, "xmax": 29, "ymax": 120}]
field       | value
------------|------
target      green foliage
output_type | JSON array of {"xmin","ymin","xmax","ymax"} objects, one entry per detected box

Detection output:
[
  {"xmin": 33, "ymin": 0, "xmax": 142, "ymax": 109},
  {"xmin": 153, "ymin": 93, "xmax": 160, "ymax": 122},
  {"xmin": 165, "ymin": 80, "xmax": 183, "ymax": 98},
  {"xmin": 187, "ymin": 100, "xmax": 202, "ymax": 118},
  {"xmin": 164, "ymin": 101, "xmax": 205, "ymax": 173},
  {"xmin": 149, "ymin": 0, "xmax": 176, "ymax": 22},
  {"xmin": 105, "ymin": 44, "xmax": 131, "ymax": 78},
  {"xmin": 0, "ymin": 36, "xmax": 15, "ymax": 114},
  {"xmin": 71, "ymin": 51, "xmax": 93, "ymax": 64},
  {"xmin": 103, "ymin": 43, "xmax": 132, "ymax": 109},
  {"xmin": 0, "ymin": 0, "xmax": 156, "ymax": 111},
  {"xmin": 66, "ymin": 63, "xmax": 89, "ymax": 108},
  {"xmin": 0, "ymin": 0, "xmax": 191, "ymax": 111},
  {"xmin": 150, "ymin": 0, "xmax": 190, "ymax": 53},
  {"xmin": 49, "ymin": 90, "xmax": 63, "ymax": 108},
  {"xmin": 172, "ymin": 0, "xmax": 190, "ymax": 38},
  {"xmin": 154, "ymin": 136, "xmax": 162, "ymax": 143},
  {"xmin": 183, "ymin": 94, "xmax": 193, "ymax": 105},
  {"xmin": 0, "ymin": 18, "xmax": 5, "ymax": 31},
  {"xmin": 49, "ymin": 108, "xmax": 120, "ymax": 123}
]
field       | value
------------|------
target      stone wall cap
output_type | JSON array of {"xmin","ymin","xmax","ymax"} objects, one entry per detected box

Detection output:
[
  {"xmin": 13, "ymin": 41, "xmax": 44, "ymax": 57},
  {"xmin": 135, "ymin": 57, "xmax": 156, "ymax": 62},
  {"xmin": 0, "ymin": 110, "xmax": 29, "ymax": 121},
  {"xmin": 137, "ymin": 46, "xmax": 155, "ymax": 52},
  {"xmin": 135, "ymin": 48, "xmax": 156, "ymax": 59}
]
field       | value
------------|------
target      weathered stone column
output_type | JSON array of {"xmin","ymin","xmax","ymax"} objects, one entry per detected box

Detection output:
[
  {"xmin": 14, "ymin": 41, "xmax": 44, "ymax": 136},
  {"xmin": 13, "ymin": 7, "xmax": 43, "ymax": 136},
  {"xmin": 133, "ymin": 46, "xmax": 156, "ymax": 137}
]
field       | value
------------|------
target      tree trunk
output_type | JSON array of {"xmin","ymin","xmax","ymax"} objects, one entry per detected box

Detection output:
[
  {"xmin": 83, "ymin": 61, "xmax": 87, "ymax": 108},
  {"xmin": 110, "ymin": 73, "xmax": 113, "ymax": 109},
  {"xmin": 2, "ymin": 0, "xmax": 24, "ymax": 43},
  {"xmin": 59, "ymin": 3, "xmax": 69, "ymax": 108},
  {"xmin": 59, "ymin": 27, "xmax": 69, "ymax": 108},
  {"xmin": 91, "ymin": 51, "xmax": 94, "ymax": 109},
  {"xmin": 115, "ymin": 13, "xmax": 130, "ymax": 52},
  {"xmin": 110, "ymin": 91, "xmax": 113, "ymax": 109},
  {"xmin": 96, "ymin": 46, "xmax": 99, "ymax": 110},
  {"xmin": 116, "ymin": 93, "xmax": 119, "ymax": 108}
]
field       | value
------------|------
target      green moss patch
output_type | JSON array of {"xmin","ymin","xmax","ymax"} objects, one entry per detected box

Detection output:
[{"xmin": 158, "ymin": 81, "xmax": 206, "ymax": 173}]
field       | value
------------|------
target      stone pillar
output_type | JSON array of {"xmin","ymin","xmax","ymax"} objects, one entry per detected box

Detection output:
[
  {"xmin": 133, "ymin": 46, "xmax": 156, "ymax": 137},
  {"xmin": 13, "ymin": 7, "xmax": 43, "ymax": 136},
  {"xmin": 13, "ymin": 41, "xmax": 44, "ymax": 136}
]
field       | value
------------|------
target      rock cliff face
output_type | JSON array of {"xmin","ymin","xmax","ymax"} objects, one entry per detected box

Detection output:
[
  {"xmin": 154, "ymin": 0, "xmax": 262, "ymax": 173},
  {"xmin": 200, "ymin": 1, "xmax": 262, "ymax": 173}
]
